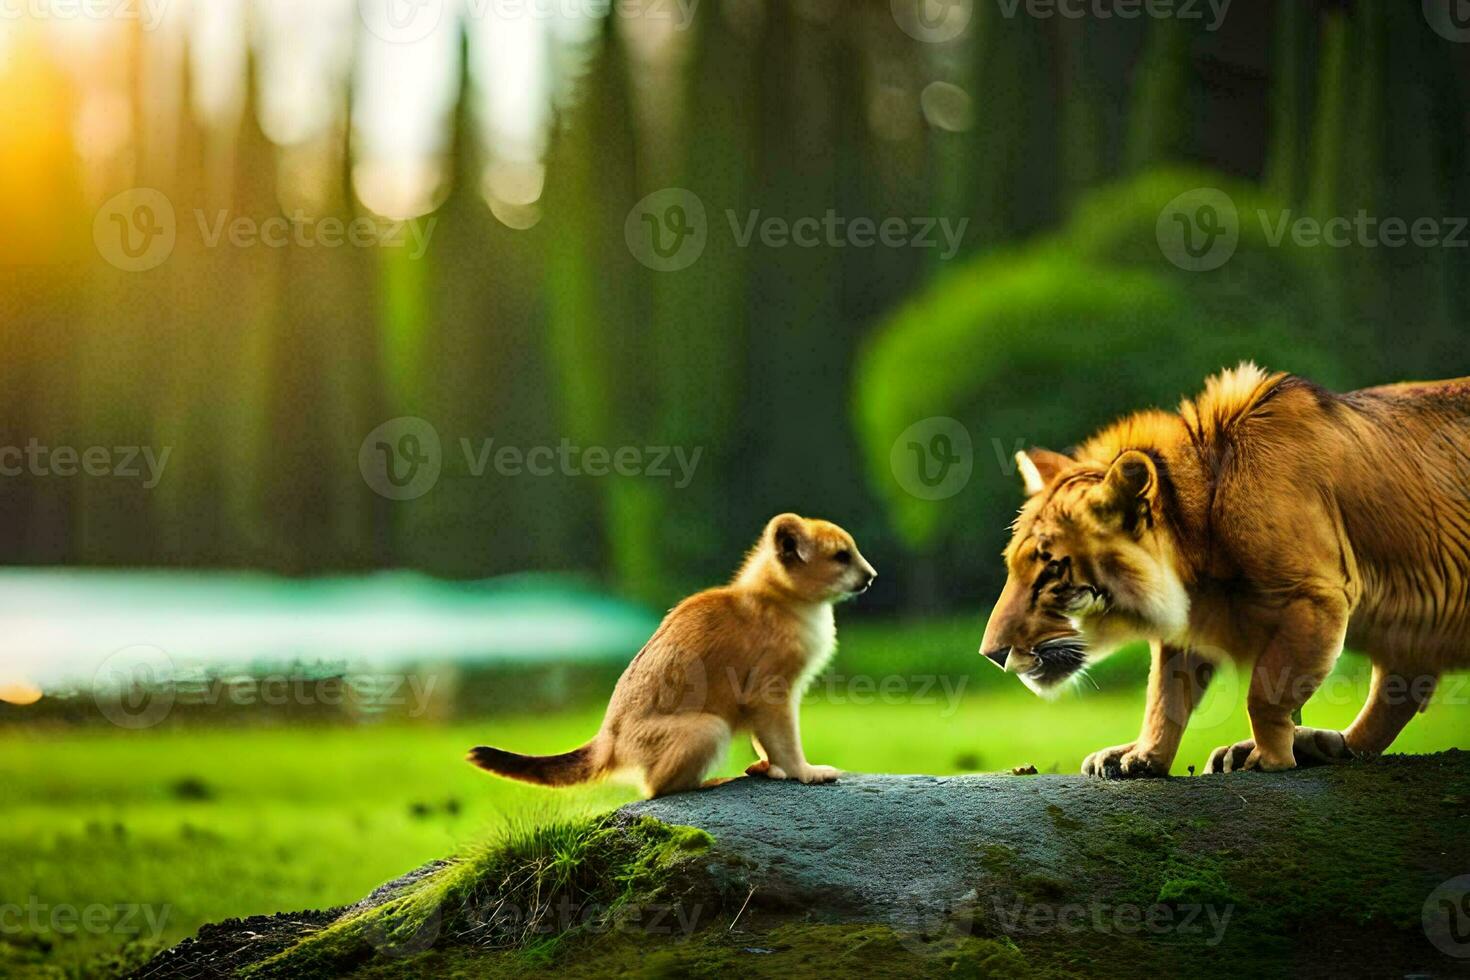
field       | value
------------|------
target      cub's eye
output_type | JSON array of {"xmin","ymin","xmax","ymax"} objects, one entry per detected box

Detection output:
[{"xmin": 833, "ymin": 549, "xmax": 852, "ymax": 565}]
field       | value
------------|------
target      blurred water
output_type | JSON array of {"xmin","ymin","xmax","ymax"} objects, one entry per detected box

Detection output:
[{"xmin": 0, "ymin": 569, "xmax": 657, "ymax": 693}]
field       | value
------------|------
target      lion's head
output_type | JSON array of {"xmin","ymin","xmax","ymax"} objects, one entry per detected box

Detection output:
[{"xmin": 979, "ymin": 447, "xmax": 1190, "ymax": 696}]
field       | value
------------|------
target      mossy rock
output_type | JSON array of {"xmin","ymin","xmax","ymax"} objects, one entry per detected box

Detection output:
[{"xmin": 142, "ymin": 753, "xmax": 1470, "ymax": 978}]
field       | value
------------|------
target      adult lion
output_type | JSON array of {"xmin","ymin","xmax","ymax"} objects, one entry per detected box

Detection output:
[{"xmin": 980, "ymin": 363, "xmax": 1469, "ymax": 777}]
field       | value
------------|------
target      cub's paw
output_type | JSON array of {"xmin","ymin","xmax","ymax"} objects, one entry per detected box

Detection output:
[
  {"xmin": 1206, "ymin": 728, "xmax": 1353, "ymax": 774},
  {"xmin": 746, "ymin": 761, "xmax": 840, "ymax": 784},
  {"xmin": 1081, "ymin": 743, "xmax": 1168, "ymax": 779},
  {"xmin": 796, "ymin": 764, "xmax": 841, "ymax": 784},
  {"xmin": 748, "ymin": 760, "xmax": 790, "ymax": 780}
]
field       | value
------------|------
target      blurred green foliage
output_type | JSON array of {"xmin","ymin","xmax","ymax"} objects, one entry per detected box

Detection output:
[
  {"xmin": 855, "ymin": 167, "xmax": 1355, "ymax": 588},
  {"xmin": 1, "ymin": 1, "xmax": 1466, "ymax": 612}
]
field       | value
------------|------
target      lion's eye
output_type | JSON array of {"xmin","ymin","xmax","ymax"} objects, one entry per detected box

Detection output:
[
  {"xmin": 1065, "ymin": 586, "xmax": 1107, "ymax": 613},
  {"xmin": 834, "ymin": 549, "xmax": 851, "ymax": 565}
]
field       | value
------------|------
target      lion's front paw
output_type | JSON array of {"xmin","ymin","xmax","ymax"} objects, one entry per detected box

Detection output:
[
  {"xmin": 1206, "ymin": 727, "xmax": 1353, "ymax": 774},
  {"xmin": 1292, "ymin": 727, "xmax": 1354, "ymax": 765},
  {"xmin": 1205, "ymin": 740, "xmax": 1295, "ymax": 773},
  {"xmin": 796, "ymin": 764, "xmax": 841, "ymax": 784},
  {"xmin": 1081, "ymin": 743, "xmax": 1168, "ymax": 779},
  {"xmin": 1205, "ymin": 740, "xmax": 1260, "ymax": 773}
]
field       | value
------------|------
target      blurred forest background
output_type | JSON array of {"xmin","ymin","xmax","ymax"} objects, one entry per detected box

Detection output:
[
  {"xmin": 2, "ymin": 0, "xmax": 1469, "ymax": 611},
  {"xmin": 6, "ymin": 6, "xmax": 1470, "ymax": 972}
]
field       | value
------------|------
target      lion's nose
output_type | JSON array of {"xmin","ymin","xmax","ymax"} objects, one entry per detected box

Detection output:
[{"xmin": 982, "ymin": 647, "xmax": 1011, "ymax": 670}]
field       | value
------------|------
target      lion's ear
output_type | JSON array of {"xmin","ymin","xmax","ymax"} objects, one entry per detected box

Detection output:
[
  {"xmin": 1015, "ymin": 448, "xmax": 1071, "ymax": 496},
  {"xmin": 1090, "ymin": 450, "xmax": 1158, "ymax": 531}
]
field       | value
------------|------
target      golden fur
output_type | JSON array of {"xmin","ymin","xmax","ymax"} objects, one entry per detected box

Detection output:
[
  {"xmin": 468, "ymin": 514, "xmax": 876, "ymax": 797},
  {"xmin": 981, "ymin": 363, "xmax": 1470, "ymax": 777}
]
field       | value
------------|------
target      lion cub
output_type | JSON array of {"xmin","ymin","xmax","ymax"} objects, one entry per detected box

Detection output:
[{"xmin": 467, "ymin": 514, "xmax": 876, "ymax": 797}]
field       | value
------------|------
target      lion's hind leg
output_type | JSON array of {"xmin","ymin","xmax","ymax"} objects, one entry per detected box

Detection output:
[{"xmin": 1343, "ymin": 663, "xmax": 1439, "ymax": 757}]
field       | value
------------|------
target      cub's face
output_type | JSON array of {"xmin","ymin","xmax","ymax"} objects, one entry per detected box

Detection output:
[
  {"xmin": 979, "ymin": 449, "xmax": 1188, "ymax": 696},
  {"xmin": 769, "ymin": 514, "xmax": 877, "ymax": 602}
]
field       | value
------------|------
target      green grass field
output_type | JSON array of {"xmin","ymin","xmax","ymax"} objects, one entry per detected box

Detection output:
[{"xmin": 3, "ymin": 619, "xmax": 1467, "ymax": 976}]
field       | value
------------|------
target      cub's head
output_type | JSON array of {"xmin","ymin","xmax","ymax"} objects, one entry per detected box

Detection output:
[
  {"xmin": 754, "ymin": 513, "xmax": 877, "ymax": 603},
  {"xmin": 979, "ymin": 448, "xmax": 1189, "ymax": 696}
]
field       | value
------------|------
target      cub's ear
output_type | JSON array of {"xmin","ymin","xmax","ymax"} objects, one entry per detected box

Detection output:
[
  {"xmin": 1090, "ymin": 450, "xmax": 1158, "ymax": 532},
  {"xmin": 1014, "ymin": 448, "xmax": 1071, "ymax": 496},
  {"xmin": 770, "ymin": 513, "xmax": 811, "ymax": 564}
]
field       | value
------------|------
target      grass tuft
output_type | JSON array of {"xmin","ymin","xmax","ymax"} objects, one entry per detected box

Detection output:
[{"xmin": 244, "ymin": 815, "xmax": 711, "ymax": 979}]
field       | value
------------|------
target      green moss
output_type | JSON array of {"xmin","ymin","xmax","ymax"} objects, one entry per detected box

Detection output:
[
  {"xmin": 1016, "ymin": 874, "xmax": 1071, "ymax": 904},
  {"xmin": 244, "ymin": 815, "xmax": 710, "ymax": 979},
  {"xmin": 979, "ymin": 843, "xmax": 1020, "ymax": 875},
  {"xmin": 1045, "ymin": 805, "xmax": 1082, "ymax": 833},
  {"xmin": 340, "ymin": 923, "xmax": 1036, "ymax": 980},
  {"xmin": 1155, "ymin": 868, "xmax": 1233, "ymax": 908}
]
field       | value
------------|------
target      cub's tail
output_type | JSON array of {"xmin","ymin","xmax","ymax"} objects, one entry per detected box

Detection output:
[{"xmin": 466, "ymin": 740, "xmax": 603, "ymax": 788}]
